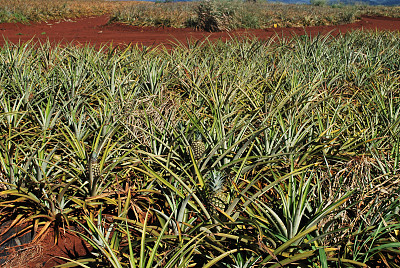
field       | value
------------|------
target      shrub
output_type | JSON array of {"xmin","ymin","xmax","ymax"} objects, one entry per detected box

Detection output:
[
  {"xmin": 194, "ymin": 0, "xmax": 235, "ymax": 32},
  {"xmin": 310, "ymin": 0, "xmax": 328, "ymax": 6}
]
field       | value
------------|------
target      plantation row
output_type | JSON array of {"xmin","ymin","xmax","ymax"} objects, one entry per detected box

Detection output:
[
  {"xmin": 0, "ymin": 0, "xmax": 124, "ymax": 23},
  {"xmin": 1, "ymin": 0, "xmax": 400, "ymax": 30},
  {"xmin": 110, "ymin": 1, "xmax": 400, "ymax": 30},
  {"xmin": 1, "ymin": 31, "xmax": 400, "ymax": 267}
]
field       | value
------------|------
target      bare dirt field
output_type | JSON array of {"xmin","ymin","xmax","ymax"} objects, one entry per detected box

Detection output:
[{"xmin": 0, "ymin": 15, "xmax": 400, "ymax": 48}]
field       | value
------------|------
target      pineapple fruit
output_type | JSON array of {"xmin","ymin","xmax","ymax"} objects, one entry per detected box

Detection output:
[
  {"xmin": 206, "ymin": 170, "xmax": 228, "ymax": 213},
  {"xmin": 88, "ymin": 154, "xmax": 101, "ymax": 182},
  {"xmin": 191, "ymin": 132, "xmax": 206, "ymax": 160}
]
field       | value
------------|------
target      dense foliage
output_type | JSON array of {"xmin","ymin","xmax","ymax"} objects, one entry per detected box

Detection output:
[
  {"xmin": 1, "ymin": 30, "xmax": 400, "ymax": 267},
  {"xmin": 0, "ymin": 0, "xmax": 133, "ymax": 23},
  {"xmin": 111, "ymin": 1, "xmax": 400, "ymax": 30},
  {"xmin": 1, "ymin": 0, "xmax": 400, "ymax": 31}
]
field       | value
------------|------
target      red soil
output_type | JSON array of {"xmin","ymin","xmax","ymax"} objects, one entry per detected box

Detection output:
[
  {"xmin": 0, "ymin": 228, "xmax": 91, "ymax": 268},
  {"xmin": 0, "ymin": 15, "xmax": 400, "ymax": 48}
]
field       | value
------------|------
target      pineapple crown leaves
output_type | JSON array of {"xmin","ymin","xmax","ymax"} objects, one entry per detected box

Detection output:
[
  {"xmin": 206, "ymin": 170, "xmax": 225, "ymax": 193},
  {"xmin": 90, "ymin": 151, "xmax": 98, "ymax": 161},
  {"xmin": 192, "ymin": 130, "xmax": 204, "ymax": 143}
]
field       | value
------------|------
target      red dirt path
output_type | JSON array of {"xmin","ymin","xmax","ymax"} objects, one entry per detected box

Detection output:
[{"xmin": 1, "ymin": 15, "xmax": 400, "ymax": 48}]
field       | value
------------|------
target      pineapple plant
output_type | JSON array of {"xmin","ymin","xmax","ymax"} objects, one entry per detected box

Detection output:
[
  {"xmin": 191, "ymin": 131, "xmax": 206, "ymax": 160},
  {"xmin": 205, "ymin": 170, "xmax": 229, "ymax": 213}
]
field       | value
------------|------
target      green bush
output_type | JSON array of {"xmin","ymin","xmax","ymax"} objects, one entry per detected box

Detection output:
[
  {"xmin": 194, "ymin": 0, "xmax": 235, "ymax": 32},
  {"xmin": 310, "ymin": 0, "xmax": 329, "ymax": 6}
]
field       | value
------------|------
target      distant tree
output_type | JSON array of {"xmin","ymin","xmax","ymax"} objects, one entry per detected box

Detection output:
[{"xmin": 310, "ymin": 0, "xmax": 328, "ymax": 6}]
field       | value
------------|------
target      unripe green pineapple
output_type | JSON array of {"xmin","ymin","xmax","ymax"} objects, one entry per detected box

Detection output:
[
  {"xmin": 191, "ymin": 132, "xmax": 206, "ymax": 160},
  {"xmin": 206, "ymin": 170, "xmax": 228, "ymax": 212}
]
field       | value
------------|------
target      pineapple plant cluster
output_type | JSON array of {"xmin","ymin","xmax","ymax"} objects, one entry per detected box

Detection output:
[
  {"xmin": 0, "ymin": 30, "xmax": 400, "ymax": 267},
  {"xmin": 111, "ymin": 1, "xmax": 400, "ymax": 30},
  {"xmin": 122, "ymin": 92, "xmax": 179, "ymax": 149}
]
